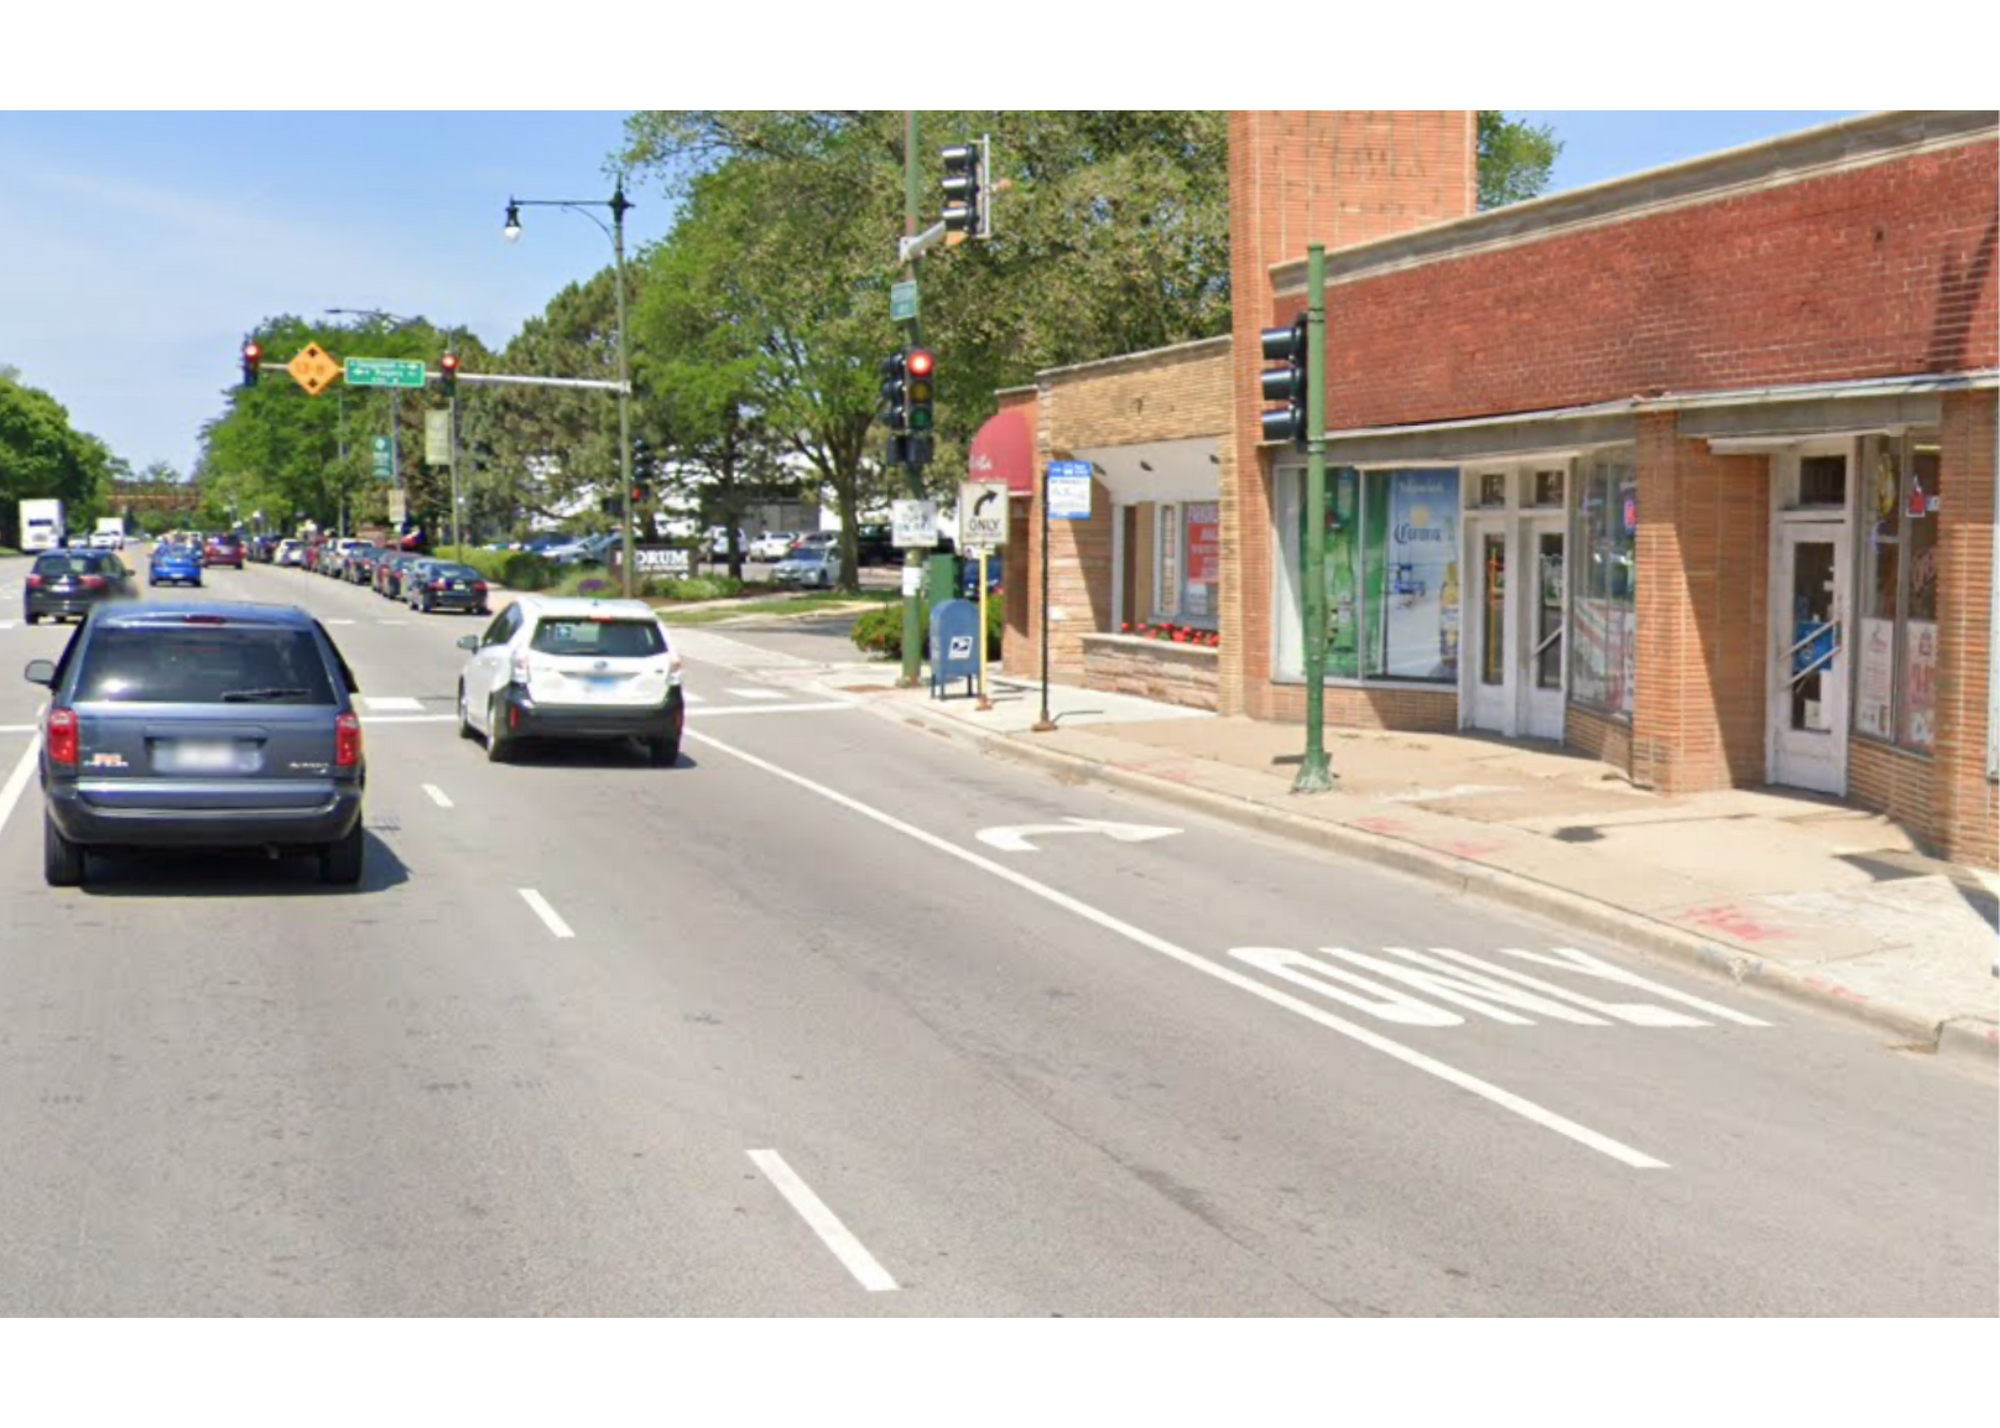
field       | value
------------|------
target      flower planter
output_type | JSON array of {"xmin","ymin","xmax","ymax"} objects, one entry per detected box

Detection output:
[{"xmin": 1082, "ymin": 632, "xmax": 1220, "ymax": 711}]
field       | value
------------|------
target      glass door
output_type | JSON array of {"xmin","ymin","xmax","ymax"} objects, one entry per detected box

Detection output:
[
  {"xmin": 1523, "ymin": 516, "xmax": 1567, "ymax": 740},
  {"xmin": 1770, "ymin": 523, "xmax": 1851, "ymax": 794},
  {"xmin": 1466, "ymin": 519, "xmax": 1512, "ymax": 733}
]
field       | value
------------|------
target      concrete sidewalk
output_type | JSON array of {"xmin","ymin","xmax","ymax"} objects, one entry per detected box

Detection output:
[{"xmin": 749, "ymin": 642, "xmax": 1998, "ymax": 1067}]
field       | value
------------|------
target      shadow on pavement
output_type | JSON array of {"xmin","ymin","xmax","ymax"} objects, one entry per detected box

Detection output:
[
  {"xmin": 77, "ymin": 830, "xmax": 411, "ymax": 898},
  {"xmin": 490, "ymin": 742, "xmax": 701, "ymax": 773}
]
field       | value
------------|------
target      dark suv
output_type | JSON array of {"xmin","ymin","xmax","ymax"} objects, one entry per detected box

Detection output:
[
  {"xmin": 24, "ymin": 549, "xmax": 137, "ymax": 624},
  {"xmin": 25, "ymin": 602, "xmax": 368, "ymax": 888}
]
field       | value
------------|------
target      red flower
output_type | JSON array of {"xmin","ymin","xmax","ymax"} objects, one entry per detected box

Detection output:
[{"xmin": 1121, "ymin": 622, "xmax": 1133, "ymax": 634}]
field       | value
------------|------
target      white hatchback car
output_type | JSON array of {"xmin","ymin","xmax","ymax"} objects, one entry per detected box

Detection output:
[{"xmin": 456, "ymin": 596, "xmax": 685, "ymax": 765}]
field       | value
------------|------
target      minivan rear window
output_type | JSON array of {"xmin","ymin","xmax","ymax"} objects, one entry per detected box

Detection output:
[
  {"xmin": 33, "ymin": 554, "xmax": 101, "ymax": 575},
  {"xmin": 529, "ymin": 618, "xmax": 666, "ymax": 659},
  {"xmin": 73, "ymin": 626, "xmax": 337, "ymax": 705}
]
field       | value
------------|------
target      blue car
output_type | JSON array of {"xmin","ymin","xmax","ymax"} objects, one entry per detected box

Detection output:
[{"xmin": 150, "ymin": 543, "xmax": 205, "ymax": 587}]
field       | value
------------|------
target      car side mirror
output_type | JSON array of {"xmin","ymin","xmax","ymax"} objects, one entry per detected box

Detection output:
[
  {"xmin": 24, "ymin": 659, "xmax": 57, "ymax": 688},
  {"xmin": 456, "ymin": 635, "xmax": 479, "ymax": 652}
]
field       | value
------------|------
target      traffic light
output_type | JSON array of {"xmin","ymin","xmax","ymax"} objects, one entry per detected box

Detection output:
[
  {"xmin": 941, "ymin": 138, "xmax": 989, "ymax": 242},
  {"xmin": 629, "ymin": 478, "xmax": 649, "ymax": 507},
  {"xmin": 438, "ymin": 351, "xmax": 460, "ymax": 395},
  {"xmin": 878, "ymin": 350, "xmax": 909, "ymax": 430},
  {"xmin": 905, "ymin": 348, "xmax": 936, "ymax": 435},
  {"xmin": 241, "ymin": 340, "xmax": 262, "ymax": 389},
  {"xmin": 1259, "ymin": 314, "xmax": 1309, "ymax": 449}
]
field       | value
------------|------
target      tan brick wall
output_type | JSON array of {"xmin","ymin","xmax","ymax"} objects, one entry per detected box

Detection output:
[
  {"xmin": 1263, "ymin": 682, "xmax": 1458, "ymax": 732},
  {"xmin": 1932, "ymin": 390, "xmax": 1997, "ymax": 867},
  {"xmin": 1632, "ymin": 416, "xmax": 1770, "ymax": 793},
  {"xmin": 1567, "ymin": 705, "xmax": 1636, "ymax": 777},
  {"xmin": 1849, "ymin": 739, "xmax": 1939, "ymax": 847},
  {"xmin": 1083, "ymin": 635, "xmax": 1220, "ymax": 712}
]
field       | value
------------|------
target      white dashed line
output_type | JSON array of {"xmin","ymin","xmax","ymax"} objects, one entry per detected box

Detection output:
[
  {"xmin": 0, "ymin": 620, "xmax": 16, "ymax": 630},
  {"xmin": 681, "ymin": 693, "xmax": 707, "ymax": 704},
  {"xmin": 359, "ymin": 714, "xmax": 456, "ymax": 724},
  {"xmin": 378, "ymin": 619, "xmax": 408, "ymax": 626},
  {"xmin": 725, "ymin": 688, "xmax": 788, "ymax": 701},
  {"xmin": 422, "ymin": 784, "xmax": 453, "ymax": 809},
  {"xmin": 0, "ymin": 735, "xmax": 42, "ymax": 840},
  {"xmin": 748, "ymin": 1150, "xmax": 898, "ymax": 1293},
  {"xmin": 0, "ymin": 724, "xmax": 35, "ymax": 734},
  {"xmin": 687, "ymin": 702, "xmax": 855, "ymax": 719},
  {"xmin": 325, "ymin": 618, "xmax": 355, "ymax": 625},
  {"xmin": 363, "ymin": 696, "xmax": 425, "ymax": 713},
  {"xmin": 518, "ymin": 888, "xmax": 575, "ymax": 939}
]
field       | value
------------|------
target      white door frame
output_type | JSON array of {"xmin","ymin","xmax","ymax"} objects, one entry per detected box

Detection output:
[
  {"xmin": 1463, "ymin": 514, "xmax": 1515, "ymax": 735},
  {"xmin": 1520, "ymin": 512, "xmax": 1569, "ymax": 741},
  {"xmin": 1767, "ymin": 519, "xmax": 1852, "ymax": 794}
]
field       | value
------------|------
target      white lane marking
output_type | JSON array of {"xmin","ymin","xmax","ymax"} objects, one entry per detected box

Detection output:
[
  {"xmin": 0, "ymin": 735, "xmax": 41, "ymax": 840},
  {"xmin": 518, "ymin": 888, "xmax": 575, "ymax": 939},
  {"xmin": 325, "ymin": 618, "xmax": 355, "ymax": 625},
  {"xmin": 725, "ymin": 688, "xmax": 788, "ymax": 701},
  {"xmin": 378, "ymin": 619, "xmax": 408, "ymax": 626},
  {"xmin": 688, "ymin": 728, "xmax": 1668, "ymax": 1170},
  {"xmin": 686, "ymin": 701, "xmax": 854, "ymax": 719},
  {"xmin": 681, "ymin": 693, "xmax": 707, "ymax": 704},
  {"xmin": 0, "ymin": 724, "xmax": 37, "ymax": 734},
  {"xmin": 0, "ymin": 620, "xmax": 15, "ymax": 630},
  {"xmin": 977, "ymin": 818, "xmax": 1182, "ymax": 853},
  {"xmin": 747, "ymin": 1150, "xmax": 899, "ymax": 1293},
  {"xmin": 359, "ymin": 714, "xmax": 457, "ymax": 725},
  {"xmin": 423, "ymin": 784, "xmax": 454, "ymax": 809},
  {"xmin": 363, "ymin": 696, "xmax": 425, "ymax": 713}
]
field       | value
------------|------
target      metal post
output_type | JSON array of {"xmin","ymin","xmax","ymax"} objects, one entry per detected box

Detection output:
[
  {"xmin": 1293, "ymin": 243, "xmax": 1336, "ymax": 792},
  {"xmin": 449, "ymin": 381, "xmax": 463, "ymax": 561},
  {"xmin": 611, "ymin": 183, "xmax": 636, "ymax": 600},
  {"xmin": 899, "ymin": 110, "xmax": 924, "ymax": 688},
  {"xmin": 1033, "ymin": 471, "xmax": 1055, "ymax": 733},
  {"xmin": 976, "ymin": 548, "xmax": 993, "ymax": 711}
]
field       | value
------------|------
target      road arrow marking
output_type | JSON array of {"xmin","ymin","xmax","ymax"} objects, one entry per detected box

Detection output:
[{"xmin": 975, "ymin": 817, "xmax": 1183, "ymax": 853}]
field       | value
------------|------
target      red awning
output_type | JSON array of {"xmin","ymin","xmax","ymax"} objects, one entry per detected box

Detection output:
[{"xmin": 969, "ymin": 406, "xmax": 1035, "ymax": 495}]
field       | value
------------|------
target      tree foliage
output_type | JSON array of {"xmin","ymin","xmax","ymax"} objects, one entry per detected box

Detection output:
[
  {"xmin": 1477, "ymin": 111, "xmax": 1563, "ymax": 210},
  {"xmin": 0, "ymin": 372, "xmax": 113, "ymax": 544}
]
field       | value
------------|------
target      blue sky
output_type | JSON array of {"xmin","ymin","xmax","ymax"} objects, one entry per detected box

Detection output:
[{"xmin": 0, "ymin": 110, "xmax": 1865, "ymax": 480}]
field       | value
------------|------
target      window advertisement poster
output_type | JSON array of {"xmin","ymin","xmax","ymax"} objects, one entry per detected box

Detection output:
[
  {"xmin": 1157, "ymin": 502, "xmax": 1180, "ymax": 617},
  {"xmin": 1904, "ymin": 619, "xmax": 1938, "ymax": 750},
  {"xmin": 1381, "ymin": 469, "xmax": 1460, "ymax": 680},
  {"xmin": 1855, "ymin": 617, "xmax": 1896, "ymax": 741},
  {"xmin": 1184, "ymin": 501, "xmax": 1221, "ymax": 619}
]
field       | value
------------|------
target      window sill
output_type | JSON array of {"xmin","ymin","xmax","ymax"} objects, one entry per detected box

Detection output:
[{"xmin": 1271, "ymin": 673, "xmax": 1455, "ymax": 692}]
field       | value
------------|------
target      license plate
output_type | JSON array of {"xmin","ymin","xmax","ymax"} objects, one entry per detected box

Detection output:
[
  {"xmin": 159, "ymin": 741, "xmax": 244, "ymax": 774},
  {"xmin": 448, "ymin": 582, "xmax": 464, "ymax": 590}
]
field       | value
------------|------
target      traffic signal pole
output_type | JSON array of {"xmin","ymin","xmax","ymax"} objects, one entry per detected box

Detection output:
[
  {"xmin": 1293, "ymin": 243, "xmax": 1335, "ymax": 793},
  {"xmin": 898, "ymin": 110, "xmax": 924, "ymax": 689}
]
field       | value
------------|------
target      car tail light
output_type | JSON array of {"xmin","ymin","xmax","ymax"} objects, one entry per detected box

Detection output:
[
  {"xmin": 25, "ymin": 574, "xmax": 41, "ymax": 588},
  {"xmin": 431, "ymin": 579, "xmax": 448, "ymax": 591},
  {"xmin": 47, "ymin": 709, "xmax": 79, "ymax": 766},
  {"xmin": 82, "ymin": 575, "xmax": 108, "ymax": 590},
  {"xmin": 471, "ymin": 581, "xmax": 488, "ymax": 594},
  {"xmin": 335, "ymin": 712, "xmax": 363, "ymax": 768}
]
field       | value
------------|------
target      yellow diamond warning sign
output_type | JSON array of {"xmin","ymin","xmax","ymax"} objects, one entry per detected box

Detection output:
[{"xmin": 287, "ymin": 342, "xmax": 343, "ymax": 398}]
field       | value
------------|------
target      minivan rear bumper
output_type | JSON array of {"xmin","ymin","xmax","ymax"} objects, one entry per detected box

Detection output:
[{"xmin": 45, "ymin": 780, "xmax": 363, "ymax": 850}]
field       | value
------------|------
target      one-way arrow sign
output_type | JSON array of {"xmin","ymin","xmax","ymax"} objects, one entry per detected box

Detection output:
[{"xmin": 975, "ymin": 817, "xmax": 1182, "ymax": 853}]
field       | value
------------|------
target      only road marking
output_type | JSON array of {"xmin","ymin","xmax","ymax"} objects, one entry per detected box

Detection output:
[
  {"xmin": 422, "ymin": 784, "xmax": 453, "ymax": 809},
  {"xmin": 0, "ymin": 735, "xmax": 41, "ymax": 841}
]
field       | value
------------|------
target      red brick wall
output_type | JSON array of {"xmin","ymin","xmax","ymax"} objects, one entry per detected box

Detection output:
[
  {"xmin": 1932, "ymin": 390, "xmax": 1997, "ymax": 866},
  {"xmin": 1263, "ymin": 683, "xmax": 1458, "ymax": 732},
  {"xmin": 997, "ymin": 390, "xmax": 1038, "ymax": 679},
  {"xmin": 1228, "ymin": 111, "xmax": 1477, "ymax": 724},
  {"xmin": 1850, "ymin": 739, "xmax": 1939, "ymax": 846},
  {"xmin": 1567, "ymin": 705, "xmax": 1635, "ymax": 777},
  {"xmin": 1632, "ymin": 417, "xmax": 1771, "ymax": 793},
  {"xmin": 1271, "ymin": 138, "xmax": 1998, "ymax": 430}
]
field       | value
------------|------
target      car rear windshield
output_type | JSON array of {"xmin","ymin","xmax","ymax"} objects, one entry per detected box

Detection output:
[
  {"xmin": 425, "ymin": 564, "xmax": 480, "ymax": 582},
  {"xmin": 33, "ymin": 554, "xmax": 103, "ymax": 575},
  {"xmin": 529, "ymin": 618, "xmax": 666, "ymax": 659},
  {"xmin": 72, "ymin": 625, "xmax": 337, "ymax": 705}
]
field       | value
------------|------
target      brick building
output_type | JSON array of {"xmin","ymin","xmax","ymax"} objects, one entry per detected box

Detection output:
[{"xmin": 997, "ymin": 110, "xmax": 1997, "ymax": 866}]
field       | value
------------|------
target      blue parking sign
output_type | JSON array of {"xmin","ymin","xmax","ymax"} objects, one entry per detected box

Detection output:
[{"xmin": 1047, "ymin": 460, "xmax": 1093, "ymax": 521}]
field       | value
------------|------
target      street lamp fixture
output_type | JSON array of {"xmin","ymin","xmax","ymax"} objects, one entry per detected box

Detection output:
[{"xmin": 499, "ymin": 180, "xmax": 638, "ymax": 596}]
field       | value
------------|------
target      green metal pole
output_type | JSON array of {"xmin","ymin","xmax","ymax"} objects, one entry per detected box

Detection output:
[
  {"xmin": 899, "ymin": 109, "xmax": 924, "ymax": 688},
  {"xmin": 1293, "ymin": 243, "xmax": 1335, "ymax": 793}
]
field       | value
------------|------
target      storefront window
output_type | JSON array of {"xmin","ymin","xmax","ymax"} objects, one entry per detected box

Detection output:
[
  {"xmin": 1570, "ymin": 455, "xmax": 1637, "ymax": 718},
  {"xmin": 1149, "ymin": 501, "xmax": 1219, "ymax": 630},
  {"xmin": 1294, "ymin": 467, "xmax": 1460, "ymax": 684},
  {"xmin": 1856, "ymin": 433, "xmax": 1940, "ymax": 753}
]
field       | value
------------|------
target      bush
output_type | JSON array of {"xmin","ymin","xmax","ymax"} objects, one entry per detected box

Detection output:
[
  {"xmin": 651, "ymin": 574, "xmax": 744, "ymax": 602},
  {"xmin": 851, "ymin": 595, "xmax": 1003, "ymax": 661},
  {"xmin": 457, "ymin": 549, "xmax": 558, "ymax": 591}
]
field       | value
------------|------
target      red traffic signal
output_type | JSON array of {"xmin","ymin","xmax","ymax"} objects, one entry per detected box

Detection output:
[
  {"xmin": 241, "ymin": 340, "xmax": 263, "ymax": 388},
  {"xmin": 907, "ymin": 348, "xmax": 935, "ymax": 379},
  {"xmin": 439, "ymin": 351, "xmax": 461, "ymax": 393}
]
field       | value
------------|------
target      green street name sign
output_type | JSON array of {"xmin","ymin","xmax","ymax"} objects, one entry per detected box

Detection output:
[
  {"xmin": 345, "ymin": 357, "xmax": 427, "ymax": 389},
  {"xmin": 890, "ymin": 280, "xmax": 919, "ymax": 322}
]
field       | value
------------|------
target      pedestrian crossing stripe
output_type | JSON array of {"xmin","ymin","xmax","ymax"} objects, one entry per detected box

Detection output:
[{"xmin": 726, "ymin": 688, "xmax": 788, "ymax": 701}]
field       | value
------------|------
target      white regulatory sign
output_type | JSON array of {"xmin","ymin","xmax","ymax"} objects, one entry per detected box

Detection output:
[
  {"xmin": 892, "ymin": 499, "xmax": 937, "ymax": 549},
  {"xmin": 958, "ymin": 481, "xmax": 1009, "ymax": 549}
]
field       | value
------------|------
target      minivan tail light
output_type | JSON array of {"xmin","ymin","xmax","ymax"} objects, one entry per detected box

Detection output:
[
  {"xmin": 48, "ymin": 709, "xmax": 79, "ymax": 766},
  {"xmin": 335, "ymin": 712, "xmax": 363, "ymax": 768},
  {"xmin": 82, "ymin": 575, "xmax": 108, "ymax": 590},
  {"xmin": 471, "ymin": 581, "xmax": 488, "ymax": 594},
  {"xmin": 25, "ymin": 574, "xmax": 41, "ymax": 588}
]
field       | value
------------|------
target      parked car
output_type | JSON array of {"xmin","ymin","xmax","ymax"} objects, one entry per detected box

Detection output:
[
  {"xmin": 405, "ymin": 559, "xmax": 490, "ymax": 615},
  {"xmin": 772, "ymin": 545, "xmax": 844, "ymax": 589},
  {"xmin": 25, "ymin": 602, "xmax": 367, "ymax": 887},
  {"xmin": 373, "ymin": 551, "xmax": 419, "ymax": 598},
  {"xmin": 703, "ymin": 527, "xmax": 749, "ymax": 560},
  {"xmin": 855, "ymin": 524, "xmax": 897, "ymax": 566},
  {"xmin": 24, "ymin": 550, "xmax": 138, "ymax": 624},
  {"xmin": 149, "ymin": 542, "xmax": 206, "ymax": 589},
  {"xmin": 748, "ymin": 530, "xmax": 798, "ymax": 562},
  {"xmin": 546, "ymin": 532, "xmax": 620, "ymax": 566},
  {"xmin": 88, "ymin": 531, "xmax": 124, "ymax": 551},
  {"xmin": 788, "ymin": 531, "xmax": 838, "ymax": 555},
  {"xmin": 345, "ymin": 545, "xmax": 383, "ymax": 586},
  {"xmin": 455, "ymin": 596, "xmax": 684, "ymax": 766},
  {"xmin": 203, "ymin": 533, "xmax": 245, "ymax": 569},
  {"xmin": 275, "ymin": 539, "xmax": 305, "ymax": 567}
]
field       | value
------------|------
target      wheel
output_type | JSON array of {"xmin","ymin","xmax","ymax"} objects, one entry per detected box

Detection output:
[
  {"xmin": 457, "ymin": 682, "xmax": 478, "ymax": 741},
  {"xmin": 419, "ymin": 594, "xmax": 434, "ymax": 614},
  {"xmin": 646, "ymin": 735, "xmax": 681, "ymax": 767},
  {"xmin": 485, "ymin": 697, "xmax": 514, "ymax": 763},
  {"xmin": 44, "ymin": 813, "xmax": 85, "ymax": 887},
  {"xmin": 319, "ymin": 822, "xmax": 364, "ymax": 885},
  {"xmin": 24, "ymin": 612, "xmax": 38, "ymax": 626}
]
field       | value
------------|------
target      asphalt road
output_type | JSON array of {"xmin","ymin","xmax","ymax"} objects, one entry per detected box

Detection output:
[{"xmin": 0, "ymin": 549, "xmax": 1993, "ymax": 1315}]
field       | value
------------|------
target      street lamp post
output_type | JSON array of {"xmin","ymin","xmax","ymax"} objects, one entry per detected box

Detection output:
[{"xmin": 502, "ymin": 184, "xmax": 637, "ymax": 597}]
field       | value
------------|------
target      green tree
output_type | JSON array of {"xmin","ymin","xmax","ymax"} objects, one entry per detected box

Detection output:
[
  {"xmin": 1477, "ymin": 111, "xmax": 1563, "ymax": 210},
  {"xmin": 0, "ymin": 372, "xmax": 115, "ymax": 545}
]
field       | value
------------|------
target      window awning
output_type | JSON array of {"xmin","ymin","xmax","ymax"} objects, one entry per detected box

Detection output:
[{"xmin": 969, "ymin": 406, "xmax": 1035, "ymax": 495}]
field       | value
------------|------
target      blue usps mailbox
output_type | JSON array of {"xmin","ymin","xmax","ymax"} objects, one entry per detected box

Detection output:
[{"xmin": 929, "ymin": 598, "xmax": 982, "ymax": 700}]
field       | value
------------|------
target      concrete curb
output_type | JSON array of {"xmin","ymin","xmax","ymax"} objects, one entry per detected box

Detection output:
[{"xmin": 867, "ymin": 696, "xmax": 1995, "ymax": 1070}]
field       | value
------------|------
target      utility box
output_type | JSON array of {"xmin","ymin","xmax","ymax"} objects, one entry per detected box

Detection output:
[{"xmin": 929, "ymin": 599, "xmax": 982, "ymax": 700}]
